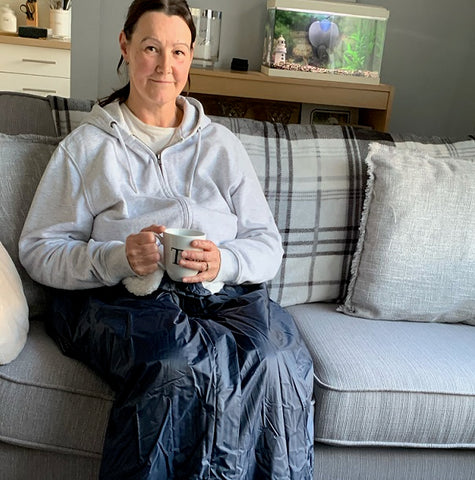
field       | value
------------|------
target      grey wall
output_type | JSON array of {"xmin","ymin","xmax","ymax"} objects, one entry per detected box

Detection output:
[{"xmin": 71, "ymin": 0, "xmax": 475, "ymax": 136}]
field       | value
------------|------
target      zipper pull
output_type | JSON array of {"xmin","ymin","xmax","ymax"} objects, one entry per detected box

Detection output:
[{"xmin": 156, "ymin": 153, "xmax": 164, "ymax": 173}]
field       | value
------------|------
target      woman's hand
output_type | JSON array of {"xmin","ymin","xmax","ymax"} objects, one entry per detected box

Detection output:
[
  {"xmin": 125, "ymin": 225, "xmax": 166, "ymax": 276},
  {"xmin": 180, "ymin": 240, "xmax": 221, "ymax": 283}
]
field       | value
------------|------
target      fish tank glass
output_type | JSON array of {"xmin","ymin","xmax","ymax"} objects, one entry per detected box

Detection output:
[{"xmin": 262, "ymin": 0, "xmax": 389, "ymax": 84}]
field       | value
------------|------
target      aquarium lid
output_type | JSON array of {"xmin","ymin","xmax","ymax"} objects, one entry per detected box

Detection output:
[{"xmin": 267, "ymin": 0, "xmax": 389, "ymax": 20}]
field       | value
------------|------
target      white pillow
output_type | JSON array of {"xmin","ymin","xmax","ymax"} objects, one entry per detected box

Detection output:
[{"xmin": 0, "ymin": 242, "xmax": 29, "ymax": 364}]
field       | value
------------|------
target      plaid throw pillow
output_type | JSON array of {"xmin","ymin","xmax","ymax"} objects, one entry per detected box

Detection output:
[
  {"xmin": 48, "ymin": 95, "xmax": 95, "ymax": 136},
  {"xmin": 213, "ymin": 117, "xmax": 395, "ymax": 306}
]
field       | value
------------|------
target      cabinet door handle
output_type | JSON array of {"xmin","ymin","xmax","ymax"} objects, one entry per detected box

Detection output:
[
  {"xmin": 22, "ymin": 87, "xmax": 57, "ymax": 94},
  {"xmin": 22, "ymin": 58, "xmax": 57, "ymax": 65}
]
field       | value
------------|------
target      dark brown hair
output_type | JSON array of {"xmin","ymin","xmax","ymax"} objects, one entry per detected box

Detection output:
[{"xmin": 99, "ymin": 0, "xmax": 196, "ymax": 107}]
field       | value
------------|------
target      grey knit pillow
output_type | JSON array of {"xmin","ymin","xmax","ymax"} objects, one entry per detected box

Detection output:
[
  {"xmin": 338, "ymin": 143, "xmax": 475, "ymax": 324},
  {"xmin": 0, "ymin": 133, "xmax": 60, "ymax": 318}
]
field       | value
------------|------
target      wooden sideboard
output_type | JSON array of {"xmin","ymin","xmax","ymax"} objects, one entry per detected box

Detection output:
[
  {"xmin": 189, "ymin": 68, "xmax": 394, "ymax": 131},
  {"xmin": 0, "ymin": 34, "xmax": 71, "ymax": 97}
]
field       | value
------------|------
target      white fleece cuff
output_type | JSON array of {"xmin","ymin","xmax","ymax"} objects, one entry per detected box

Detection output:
[{"xmin": 123, "ymin": 269, "xmax": 164, "ymax": 296}]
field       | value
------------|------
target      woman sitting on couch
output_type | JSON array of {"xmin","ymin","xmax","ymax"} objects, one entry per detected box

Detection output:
[{"xmin": 19, "ymin": 0, "xmax": 314, "ymax": 478}]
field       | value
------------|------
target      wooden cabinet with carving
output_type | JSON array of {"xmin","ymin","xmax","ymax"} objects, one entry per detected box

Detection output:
[{"xmin": 189, "ymin": 68, "xmax": 394, "ymax": 131}]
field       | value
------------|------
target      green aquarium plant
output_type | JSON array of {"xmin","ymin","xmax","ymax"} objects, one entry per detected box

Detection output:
[{"xmin": 341, "ymin": 23, "xmax": 376, "ymax": 71}]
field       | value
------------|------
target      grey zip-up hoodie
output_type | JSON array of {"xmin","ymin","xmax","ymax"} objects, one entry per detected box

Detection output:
[{"xmin": 19, "ymin": 96, "xmax": 283, "ymax": 291}]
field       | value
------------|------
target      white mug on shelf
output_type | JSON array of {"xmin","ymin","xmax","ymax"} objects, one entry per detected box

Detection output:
[{"xmin": 0, "ymin": 5, "xmax": 17, "ymax": 33}]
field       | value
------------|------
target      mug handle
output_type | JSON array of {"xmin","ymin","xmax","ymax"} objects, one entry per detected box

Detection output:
[{"xmin": 153, "ymin": 232, "xmax": 166, "ymax": 271}]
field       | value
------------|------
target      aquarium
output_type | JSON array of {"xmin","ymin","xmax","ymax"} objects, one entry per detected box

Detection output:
[{"xmin": 262, "ymin": 0, "xmax": 389, "ymax": 84}]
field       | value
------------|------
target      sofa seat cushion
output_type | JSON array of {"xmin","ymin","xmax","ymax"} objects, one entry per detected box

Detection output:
[
  {"xmin": 289, "ymin": 302, "xmax": 475, "ymax": 448},
  {"xmin": 0, "ymin": 321, "xmax": 113, "ymax": 458}
]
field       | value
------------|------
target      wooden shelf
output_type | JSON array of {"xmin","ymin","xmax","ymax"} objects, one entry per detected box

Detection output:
[
  {"xmin": 189, "ymin": 68, "xmax": 394, "ymax": 131},
  {"xmin": 0, "ymin": 33, "xmax": 70, "ymax": 50}
]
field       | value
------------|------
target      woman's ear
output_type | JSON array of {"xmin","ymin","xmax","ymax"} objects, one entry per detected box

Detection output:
[{"xmin": 119, "ymin": 31, "xmax": 129, "ymax": 62}]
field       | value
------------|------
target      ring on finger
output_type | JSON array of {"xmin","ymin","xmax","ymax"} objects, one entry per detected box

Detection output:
[{"xmin": 204, "ymin": 262, "xmax": 209, "ymax": 272}]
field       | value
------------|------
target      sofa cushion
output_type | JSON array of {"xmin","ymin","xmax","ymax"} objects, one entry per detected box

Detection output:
[
  {"xmin": 0, "ymin": 92, "xmax": 56, "ymax": 136},
  {"xmin": 338, "ymin": 143, "xmax": 475, "ymax": 323},
  {"xmin": 47, "ymin": 95, "xmax": 95, "ymax": 136},
  {"xmin": 0, "ymin": 321, "xmax": 113, "ymax": 457},
  {"xmin": 0, "ymin": 243, "xmax": 29, "ymax": 364},
  {"xmin": 313, "ymin": 443, "xmax": 475, "ymax": 480},
  {"xmin": 290, "ymin": 302, "xmax": 475, "ymax": 448},
  {"xmin": 0, "ymin": 133, "xmax": 61, "ymax": 318},
  {"xmin": 213, "ymin": 118, "xmax": 395, "ymax": 307},
  {"xmin": 0, "ymin": 443, "xmax": 101, "ymax": 480}
]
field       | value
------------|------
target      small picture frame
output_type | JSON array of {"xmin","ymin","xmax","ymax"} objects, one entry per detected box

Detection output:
[{"xmin": 300, "ymin": 104, "xmax": 358, "ymax": 126}]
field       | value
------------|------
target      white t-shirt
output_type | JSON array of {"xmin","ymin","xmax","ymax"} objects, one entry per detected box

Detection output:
[{"xmin": 119, "ymin": 103, "xmax": 177, "ymax": 154}]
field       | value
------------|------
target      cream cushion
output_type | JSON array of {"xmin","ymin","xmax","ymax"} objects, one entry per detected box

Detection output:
[{"xmin": 0, "ymin": 242, "xmax": 29, "ymax": 364}]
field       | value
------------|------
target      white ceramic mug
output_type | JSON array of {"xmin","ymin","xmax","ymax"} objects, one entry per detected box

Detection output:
[{"xmin": 155, "ymin": 228, "xmax": 206, "ymax": 282}]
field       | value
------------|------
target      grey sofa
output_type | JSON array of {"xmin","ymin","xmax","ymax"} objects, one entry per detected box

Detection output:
[{"xmin": 1, "ymin": 91, "xmax": 474, "ymax": 480}]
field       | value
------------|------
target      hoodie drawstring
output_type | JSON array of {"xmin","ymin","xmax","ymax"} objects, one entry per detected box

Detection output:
[
  {"xmin": 187, "ymin": 127, "xmax": 202, "ymax": 198},
  {"xmin": 110, "ymin": 121, "xmax": 139, "ymax": 194}
]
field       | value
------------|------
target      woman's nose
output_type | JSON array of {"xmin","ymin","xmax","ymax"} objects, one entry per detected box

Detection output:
[{"xmin": 156, "ymin": 52, "xmax": 172, "ymax": 74}]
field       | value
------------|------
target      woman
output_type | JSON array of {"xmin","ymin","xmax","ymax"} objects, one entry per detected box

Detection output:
[{"xmin": 19, "ymin": 1, "xmax": 314, "ymax": 478}]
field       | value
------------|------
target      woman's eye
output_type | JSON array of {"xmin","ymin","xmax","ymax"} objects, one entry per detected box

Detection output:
[{"xmin": 146, "ymin": 46, "xmax": 158, "ymax": 53}]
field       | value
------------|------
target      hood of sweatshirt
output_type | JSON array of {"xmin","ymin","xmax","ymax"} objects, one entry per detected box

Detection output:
[
  {"xmin": 84, "ymin": 95, "xmax": 210, "ymax": 141},
  {"xmin": 80, "ymin": 95, "xmax": 212, "ymax": 196}
]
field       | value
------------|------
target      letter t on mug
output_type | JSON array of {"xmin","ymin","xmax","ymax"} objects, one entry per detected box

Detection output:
[{"xmin": 155, "ymin": 228, "xmax": 206, "ymax": 282}]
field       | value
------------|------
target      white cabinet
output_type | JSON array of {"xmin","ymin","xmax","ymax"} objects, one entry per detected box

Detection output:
[{"xmin": 0, "ymin": 37, "xmax": 70, "ymax": 97}]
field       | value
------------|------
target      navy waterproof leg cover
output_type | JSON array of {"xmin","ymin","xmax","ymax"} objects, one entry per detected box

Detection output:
[{"xmin": 47, "ymin": 280, "xmax": 314, "ymax": 479}]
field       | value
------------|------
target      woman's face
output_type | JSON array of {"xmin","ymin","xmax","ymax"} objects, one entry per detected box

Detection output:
[{"xmin": 119, "ymin": 11, "xmax": 193, "ymax": 115}]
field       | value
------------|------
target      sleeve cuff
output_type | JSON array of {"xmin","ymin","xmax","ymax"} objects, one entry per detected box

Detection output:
[
  {"xmin": 215, "ymin": 248, "xmax": 239, "ymax": 284},
  {"xmin": 105, "ymin": 242, "xmax": 136, "ymax": 284}
]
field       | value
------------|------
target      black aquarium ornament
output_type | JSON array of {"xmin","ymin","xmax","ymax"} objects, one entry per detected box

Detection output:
[{"xmin": 308, "ymin": 18, "xmax": 340, "ymax": 67}]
